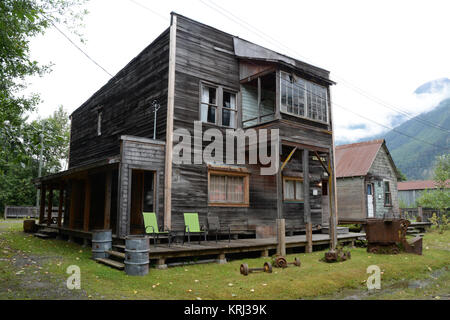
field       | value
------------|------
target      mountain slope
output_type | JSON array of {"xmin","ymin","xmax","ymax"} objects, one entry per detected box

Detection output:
[{"xmin": 382, "ymin": 98, "xmax": 450, "ymax": 180}]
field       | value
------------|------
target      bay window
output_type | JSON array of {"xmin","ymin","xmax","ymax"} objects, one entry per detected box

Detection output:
[{"xmin": 280, "ymin": 71, "xmax": 328, "ymax": 123}]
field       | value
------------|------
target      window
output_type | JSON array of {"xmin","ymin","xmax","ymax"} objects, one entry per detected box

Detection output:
[
  {"xmin": 283, "ymin": 177, "xmax": 304, "ymax": 201},
  {"xmin": 208, "ymin": 170, "xmax": 249, "ymax": 206},
  {"xmin": 280, "ymin": 71, "xmax": 328, "ymax": 123},
  {"xmin": 97, "ymin": 110, "xmax": 103, "ymax": 136},
  {"xmin": 384, "ymin": 181, "xmax": 392, "ymax": 206},
  {"xmin": 200, "ymin": 83, "xmax": 237, "ymax": 128}
]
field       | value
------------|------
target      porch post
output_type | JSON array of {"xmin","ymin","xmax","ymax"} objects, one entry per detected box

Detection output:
[
  {"xmin": 83, "ymin": 178, "xmax": 91, "ymax": 232},
  {"xmin": 57, "ymin": 183, "xmax": 64, "ymax": 227},
  {"xmin": 303, "ymin": 149, "xmax": 312, "ymax": 253},
  {"xmin": 164, "ymin": 14, "xmax": 177, "ymax": 229},
  {"xmin": 39, "ymin": 184, "xmax": 46, "ymax": 224},
  {"xmin": 47, "ymin": 187, "xmax": 53, "ymax": 226},
  {"xmin": 69, "ymin": 181, "xmax": 76, "ymax": 229},
  {"xmin": 104, "ymin": 171, "xmax": 112, "ymax": 229}
]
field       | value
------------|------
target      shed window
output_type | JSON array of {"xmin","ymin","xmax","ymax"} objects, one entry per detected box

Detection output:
[
  {"xmin": 280, "ymin": 71, "xmax": 328, "ymax": 123},
  {"xmin": 208, "ymin": 171, "xmax": 249, "ymax": 206},
  {"xmin": 384, "ymin": 181, "xmax": 392, "ymax": 206},
  {"xmin": 283, "ymin": 177, "xmax": 304, "ymax": 201}
]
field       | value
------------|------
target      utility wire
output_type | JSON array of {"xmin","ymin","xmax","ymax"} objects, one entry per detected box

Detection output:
[
  {"xmin": 127, "ymin": 0, "xmax": 170, "ymax": 22},
  {"xmin": 49, "ymin": 20, "xmax": 114, "ymax": 78},
  {"xmin": 198, "ymin": 0, "xmax": 450, "ymax": 134}
]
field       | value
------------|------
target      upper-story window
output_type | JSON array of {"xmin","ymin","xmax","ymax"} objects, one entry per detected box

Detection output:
[
  {"xmin": 97, "ymin": 109, "xmax": 103, "ymax": 136},
  {"xmin": 200, "ymin": 82, "xmax": 237, "ymax": 128},
  {"xmin": 280, "ymin": 71, "xmax": 328, "ymax": 123}
]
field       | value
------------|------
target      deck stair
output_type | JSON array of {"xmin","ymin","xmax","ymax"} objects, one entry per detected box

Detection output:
[
  {"xmin": 94, "ymin": 245, "xmax": 126, "ymax": 270},
  {"xmin": 33, "ymin": 227, "xmax": 59, "ymax": 239},
  {"xmin": 95, "ymin": 257, "xmax": 125, "ymax": 270}
]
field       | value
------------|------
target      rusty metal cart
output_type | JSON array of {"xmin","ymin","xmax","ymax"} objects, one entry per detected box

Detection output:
[{"xmin": 365, "ymin": 218, "xmax": 422, "ymax": 255}]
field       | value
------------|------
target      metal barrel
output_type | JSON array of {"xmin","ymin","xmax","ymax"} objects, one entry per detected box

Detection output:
[
  {"xmin": 91, "ymin": 230, "xmax": 112, "ymax": 259},
  {"xmin": 124, "ymin": 236, "xmax": 150, "ymax": 276}
]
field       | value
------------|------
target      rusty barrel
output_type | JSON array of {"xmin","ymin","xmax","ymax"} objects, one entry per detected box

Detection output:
[
  {"xmin": 91, "ymin": 230, "xmax": 112, "ymax": 259},
  {"xmin": 23, "ymin": 219, "xmax": 36, "ymax": 233},
  {"xmin": 124, "ymin": 236, "xmax": 149, "ymax": 276}
]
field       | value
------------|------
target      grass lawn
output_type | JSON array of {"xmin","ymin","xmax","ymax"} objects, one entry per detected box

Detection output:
[{"xmin": 0, "ymin": 220, "xmax": 449, "ymax": 300}]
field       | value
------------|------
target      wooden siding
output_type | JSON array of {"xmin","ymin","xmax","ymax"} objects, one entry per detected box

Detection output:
[
  {"xmin": 367, "ymin": 145, "xmax": 400, "ymax": 217},
  {"xmin": 69, "ymin": 29, "xmax": 170, "ymax": 168},
  {"xmin": 336, "ymin": 177, "xmax": 366, "ymax": 221}
]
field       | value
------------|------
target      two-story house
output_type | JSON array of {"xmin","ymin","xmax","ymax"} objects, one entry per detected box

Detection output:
[{"xmin": 35, "ymin": 13, "xmax": 337, "ymax": 244}]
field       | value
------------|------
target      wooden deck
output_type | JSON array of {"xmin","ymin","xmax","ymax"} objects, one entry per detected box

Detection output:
[
  {"xmin": 35, "ymin": 223, "xmax": 364, "ymax": 267},
  {"xmin": 119, "ymin": 232, "xmax": 365, "ymax": 264}
]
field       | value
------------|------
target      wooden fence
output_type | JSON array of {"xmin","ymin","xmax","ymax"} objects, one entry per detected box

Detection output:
[
  {"xmin": 3, "ymin": 206, "xmax": 61, "ymax": 219},
  {"xmin": 400, "ymin": 207, "xmax": 449, "ymax": 222}
]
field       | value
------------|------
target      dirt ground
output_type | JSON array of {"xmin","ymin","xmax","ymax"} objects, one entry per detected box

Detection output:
[{"xmin": 0, "ymin": 221, "xmax": 88, "ymax": 300}]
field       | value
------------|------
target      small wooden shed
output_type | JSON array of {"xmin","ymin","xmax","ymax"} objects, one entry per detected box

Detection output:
[{"xmin": 335, "ymin": 139, "xmax": 401, "ymax": 223}]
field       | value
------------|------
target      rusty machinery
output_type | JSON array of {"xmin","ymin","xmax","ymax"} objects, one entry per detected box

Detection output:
[
  {"xmin": 365, "ymin": 218, "xmax": 422, "ymax": 255},
  {"xmin": 273, "ymin": 256, "xmax": 301, "ymax": 268},
  {"xmin": 240, "ymin": 262, "xmax": 273, "ymax": 276},
  {"xmin": 324, "ymin": 247, "xmax": 351, "ymax": 263}
]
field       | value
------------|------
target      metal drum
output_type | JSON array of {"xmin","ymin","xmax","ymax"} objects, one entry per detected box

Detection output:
[
  {"xmin": 91, "ymin": 230, "xmax": 112, "ymax": 259},
  {"xmin": 125, "ymin": 236, "xmax": 150, "ymax": 276}
]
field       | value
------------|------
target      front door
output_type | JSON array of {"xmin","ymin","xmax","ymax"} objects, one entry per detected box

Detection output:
[
  {"xmin": 367, "ymin": 183, "xmax": 374, "ymax": 218},
  {"xmin": 130, "ymin": 170, "xmax": 156, "ymax": 234}
]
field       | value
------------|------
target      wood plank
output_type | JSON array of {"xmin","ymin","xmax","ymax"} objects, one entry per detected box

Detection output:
[
  {"xmin": 164, "ymin": 14, "xmax": 177, "ymax": 230},
  {"xmin": 83, "ymin": 179, "xmax": 91, "ymax": 232},
  {"xmin": 95, "ymin": 258, "xmax": 125, "ymax": 270}
]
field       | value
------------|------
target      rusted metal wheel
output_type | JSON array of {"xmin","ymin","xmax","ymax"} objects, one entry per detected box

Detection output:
[
  {"xmin": 264, "ymin": 262, "xmax": 273, "ymax": 273},
  {"xmin": 275, "ymin": 256, "xmax": 287, "ymax": 268},
  {"xmin": 391, "ymin": 246, "xmax": 400, "ymax": 254},
  {"xmin": 240, "ymin": 263, "xmax": 249, "ymax": 276},
  {"xmin": 293, "ymin": 257, "xmax": 301, "ymax": 267},
  {"xmin": 368, "ymin": 246, "xmax": 379, "ymax": 254}
]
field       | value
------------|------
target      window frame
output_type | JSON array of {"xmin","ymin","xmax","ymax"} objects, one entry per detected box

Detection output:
[
  {"xmin": 207, "ymin": 169, "xmax": 249, "ymax": 207},
  {"xmin": 199, "ymin": 81, "xmax": 238, "ymax": 128},
  {"xmin": 384, "ymin": 180, "xmax": 392, "ymax": 207},
  {"xmin": 279, "ymin": 71, "xmax": 329, "ymax": 124},
  {"xmin": 283, "ymin": 176, "xmax": 304, "ymax": 202}
]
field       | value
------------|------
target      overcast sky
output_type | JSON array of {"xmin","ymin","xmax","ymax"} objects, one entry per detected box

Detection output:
[{"xmin": 26, "ymin": 0, "xmax": 450, "ymax": 143}]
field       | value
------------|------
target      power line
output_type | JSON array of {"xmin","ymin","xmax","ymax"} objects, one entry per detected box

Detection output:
[
  {"xmin": 198, "ymin": 0, "xmax": 450, "ymax": 134},
  {"xmin": 127, "ymin": 0, "xmax": 170, "ymax": 22},
  {"xmin": 125, "ymin": 2, "xmax": 449, "ymax": 151},
  {"xmin": 49, "ymin": 20, "xmax": 114, "ymax": 78}
]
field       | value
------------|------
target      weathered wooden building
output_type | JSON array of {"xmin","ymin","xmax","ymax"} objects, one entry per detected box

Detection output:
[
  {"xmin": 335, "ymin": 139, "xmax": 401, "ymax": 223},
  {"xmin": 35, "ymin": 13, "xmax": 338, "ymax": 243},
  {"xmin": 398, "ymin": 180, "xmax": 447, "ymax": 207}
]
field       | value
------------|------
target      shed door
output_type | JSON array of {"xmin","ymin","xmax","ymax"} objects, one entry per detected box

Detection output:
[{"xmin": 367, "ymin": 183, "xmax": 374, "ymax": 218}]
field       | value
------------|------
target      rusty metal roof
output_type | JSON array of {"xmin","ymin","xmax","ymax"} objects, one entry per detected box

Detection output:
[
  {"xmin": 335, "ymin": 139, "xmax": 384, "ymax": 178},
  {"xmin": 398, "ymin": 180, "xmax": 443, "ymax": 190}
]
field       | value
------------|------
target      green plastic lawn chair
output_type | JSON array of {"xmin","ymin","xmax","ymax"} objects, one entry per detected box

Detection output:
[
  {"xmin": 183, "ymin": 213, "xmax": 207, "ymax": 245},
  {"xmin": 143, "ymin": 212, "xmax": 173, "ymax": 247}
]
